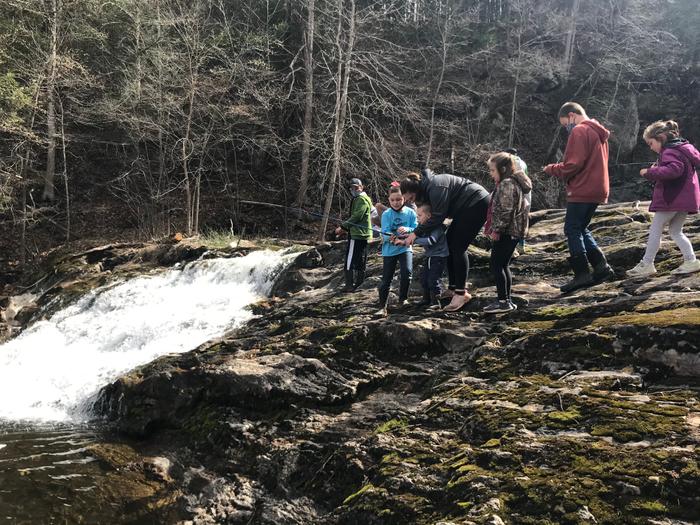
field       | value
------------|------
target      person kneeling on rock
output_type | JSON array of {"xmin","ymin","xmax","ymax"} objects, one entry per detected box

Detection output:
[
  {"xmin": 376, "ymin": 186, "xmax": 417, "ymax": 316},
  {"xmin": 483, "ymin": 152, "xmax": 532, "ymax": 313}
]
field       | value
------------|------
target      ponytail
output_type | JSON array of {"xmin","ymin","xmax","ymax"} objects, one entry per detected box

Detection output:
[
  {"xmin": 643, "ymin": 119, "xmax": 680, "ymax": 144},
  {"xmin": 488, "ymin": 152, "xmax": 516, "ymax": 178},
  {"xmin": 399, "ymin": 171, "xmax": 422, "ymax": 195}
]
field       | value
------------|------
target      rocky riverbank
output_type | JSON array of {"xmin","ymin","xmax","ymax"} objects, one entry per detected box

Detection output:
[{"xmin": 8, "ymin": 202, "xmax": 700, "ymax": 524}]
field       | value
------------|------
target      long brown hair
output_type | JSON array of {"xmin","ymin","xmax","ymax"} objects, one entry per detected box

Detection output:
[
  {"xmin": 643, "ymin": 120, "xmax": 680, "ymax": 145},
  {"xmin": 488, "ymin": 152, "xmax": 516, "ymax": 179}
]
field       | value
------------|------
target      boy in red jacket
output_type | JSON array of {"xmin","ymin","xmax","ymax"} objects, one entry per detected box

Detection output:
[{"xmin": 544, "ymin": 102, "xmax": 615, "ymax": 293}]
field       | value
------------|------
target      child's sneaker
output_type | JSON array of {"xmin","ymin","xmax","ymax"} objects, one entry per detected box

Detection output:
[
  {"xmin": 626, "ymin": 261, "xmax": 656, "ymax": 278},
  {"xmin": 671, "ymin": 259, "xmax": 700, "ymax": 275},
  {"xmin": 483, "ymin": 300, "xmax": 515, "ymax": 314}
]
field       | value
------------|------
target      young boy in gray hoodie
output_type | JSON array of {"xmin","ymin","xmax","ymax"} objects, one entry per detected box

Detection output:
[{"xmin": 407, "ymin": 203, "xmax": 449, "ymax": 309}]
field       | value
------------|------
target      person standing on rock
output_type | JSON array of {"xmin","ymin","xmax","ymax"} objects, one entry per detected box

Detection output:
[
  {"xmin": 483, "ymin": 152, "xmax": 532, "ymax": 313},
  {"xmin": 336, "ymin": 178, "xmax": 373, "ymax": 292},
  {"xmin": 376, "ymin": 186, "xmax": 417, "ymax": 316},
  {"xmin": 544, "ymin": 102, "xmax": 615, "ymax": 293},
  {"xmin": 400, "ymin": 168, "xmax": 490, "ymax": 312},
  {"xmin": 504, "ymin": 147, "xmax": 530, "ymax": 256},
  {"xmin": 627, "ymin": 120, "xmax": 700, "ymax": 277}
]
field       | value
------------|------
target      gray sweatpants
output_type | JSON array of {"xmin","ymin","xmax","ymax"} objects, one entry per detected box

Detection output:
[{"xmin": 642, "ymin": 211, "xmax": 696, "ymax": 264}]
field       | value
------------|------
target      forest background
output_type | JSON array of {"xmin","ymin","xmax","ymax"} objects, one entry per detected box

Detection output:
[{"xmin": 0, "ymin": 0, "xmax": 698, "ymax": 268}]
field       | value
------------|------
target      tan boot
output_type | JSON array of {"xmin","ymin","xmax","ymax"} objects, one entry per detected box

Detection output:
[{"xmin": 443, "ymin": 292, "xmax": 472, "ymax": 312}]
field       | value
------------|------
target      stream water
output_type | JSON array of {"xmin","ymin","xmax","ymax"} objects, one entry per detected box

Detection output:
[{"xmin": 0, "ymin": 250, "xmax": 297, "ymax": 523}]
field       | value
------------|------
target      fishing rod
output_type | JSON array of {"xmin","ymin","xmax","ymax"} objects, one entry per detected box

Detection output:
[
  {"xmin": 238, "ymin": 199, "xmax": 403, "ymax": 239},
  {"xmin": 609, "ymin": 162, "xmax": 654, "ymax": 168}
]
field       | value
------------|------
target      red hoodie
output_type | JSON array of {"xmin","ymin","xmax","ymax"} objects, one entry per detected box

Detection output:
[{"xmin": 545, "ymin": 119, "xmax": 610, "ymax": 204}]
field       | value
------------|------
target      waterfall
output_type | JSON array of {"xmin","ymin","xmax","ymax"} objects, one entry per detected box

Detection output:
[{"xmin": 0, "ymin": 250, "xmax": 297, "ymax": 423}]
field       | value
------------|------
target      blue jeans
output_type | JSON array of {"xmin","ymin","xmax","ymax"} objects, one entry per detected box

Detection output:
[
  {"xmin": 564, "ymin": 203, "xmax": 599, "ymax": 256},
  {"xmin": 378, "ymin": 252, "xmax": 413, "ymax": 305}
]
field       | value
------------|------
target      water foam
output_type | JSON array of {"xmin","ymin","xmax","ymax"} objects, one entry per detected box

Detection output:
[{"xmin": 0, "ymin": 250, "xmax": 296, "ymax": 422}]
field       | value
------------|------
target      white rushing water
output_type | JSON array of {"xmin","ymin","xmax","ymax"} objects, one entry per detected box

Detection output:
[{"xmin": 0, "ymin": 250, "xmax": 297, "ymax": 422}]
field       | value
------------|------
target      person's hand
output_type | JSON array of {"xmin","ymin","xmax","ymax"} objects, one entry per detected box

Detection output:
[
  {"xmin": 543, "ymin": 165, "xmax": 553, "ymax": 175},
  {"xmin": 404, "ymin": 232, "xmax": 416, "ymax": 246},
  {"xmin": 335, "ymin": 227, "xmax": 343, "ymax": 237},
  {"xmin": 397, "ymin": 226, "xmax": 409, "ymax": 234},
  {"xmin": 393, "ymin": 239, "xmax": 405, "ymax": 246},
  {"xmin": 640, "ymin": 168, "xmax": 648, "ymax": 177},
  {"xmin": 490, "ymin": 231, "xmax": 500, "ymax": 241}
]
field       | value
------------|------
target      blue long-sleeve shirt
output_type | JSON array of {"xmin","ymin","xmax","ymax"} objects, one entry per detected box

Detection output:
[
  {"xmin": 381, "ymin": 206, "xmax": 417, "ymax": 257},
  {"xmin": 414, "ymin": 225, "xmax": 449, "ymax": 258}
]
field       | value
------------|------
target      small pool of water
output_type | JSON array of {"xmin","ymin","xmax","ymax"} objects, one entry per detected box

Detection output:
[{"xmin": 0, "ymin": 422, "xmax": 178, "ymax": 524}]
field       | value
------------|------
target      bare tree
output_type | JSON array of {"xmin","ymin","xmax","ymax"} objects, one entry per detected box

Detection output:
[
  {"xmin": 295, "ymin": 0, "xmax": 315, "ymax": 209},
  {"xmin": 319, "ymin": 0, "xmax": 356, "ymax": 241}
]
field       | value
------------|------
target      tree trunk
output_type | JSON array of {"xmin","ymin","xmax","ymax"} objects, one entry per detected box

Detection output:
[
  {"xmin": 295, "ymin": 0, "xmax": 315, "ymax": 209},
  {"xmin": 42, "ymin": 0, "xmax": 59, "ymax": 202},
  {"xmin": 508, "ymin": 33, "xmax": 522, "ymax": 148},
  {"xmin": 319, "ymin": 0, "xmax": 356, "ymax": 241},
  {"xmin": 563, "ymin": 0, "xmax": 581, "ymax": 78},
  {"xmin": 426, "ymin": 12, "xmax": 449, "ymax": 167},
  {"xmin": 59, "ymin": 96, "xmax": 70, "ymax": 241},
  {"xmin": 183, "ymin": 87, "xmax": 195, "ymax": 235}
]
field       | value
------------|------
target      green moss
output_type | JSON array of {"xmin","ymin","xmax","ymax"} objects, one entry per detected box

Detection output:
[
  {"xmin": 546, "ymin": 407, "xmax": 581, "ymax": 424},
  {"xmin": 342, "ymin": 483, "xmax": 378, "ymax": 505},
  {"xmin": 514, "ymin": 320, "xmax": 557, "ymax": 331},
  {"xmin": 592, "ymin": 307, "xmax": 700, "ymax": 328},
  {"xmin": 535, "ymin": 305, "xmax": 584, "ymax": 318},
  {"xmin": 375, "ymin": 418, "xmax": 408, "ymax": 434},
  {"xmin": 483, "ymin": 438, "xmax": 501, "ymax": 448},
  {"xmin": 627, "ymin": 500, "xmax": 668, "ymax": 515}
]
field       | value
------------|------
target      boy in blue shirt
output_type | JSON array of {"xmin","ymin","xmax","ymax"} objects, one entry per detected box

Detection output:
[{"xmin": 376, "ymin": 186, "xmax": 417, "ymax": 316}]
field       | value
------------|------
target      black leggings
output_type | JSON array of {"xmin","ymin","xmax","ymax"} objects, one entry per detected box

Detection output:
[
  {"xmin": 490, "ymin": 234, "xmax": 519, "ymax": 300},
  {"xmin": 446, "ymin": 197, "xmax": 490, "ymax": 291}
]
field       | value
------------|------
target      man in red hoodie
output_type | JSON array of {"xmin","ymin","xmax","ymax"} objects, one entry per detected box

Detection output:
[{"xmin": 544, "ymin": 102, "xmax": 615, "ymax": 293}]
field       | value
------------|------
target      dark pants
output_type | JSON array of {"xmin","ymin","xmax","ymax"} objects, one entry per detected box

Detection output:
[
  {"xmin": 345, "ymin": 238, "xmax": 368, "ymax": 272},
  {"xmin": 446, "ymin": 196, "xmax": 490, "ymax": 291},
  {"xmin": 490, "ymin": 235, "xmax": 519, "ymax": 301},
  {"xmin": 378, "ymin": 252, "xmax": 413, "ymax": 305},
  {"xmin": 421, "ymin": 256, "xmax": 447, "ymax": 295},
  {"xmin": 564, "ymin": 203, "xmax": 599, "ymax": 257}
]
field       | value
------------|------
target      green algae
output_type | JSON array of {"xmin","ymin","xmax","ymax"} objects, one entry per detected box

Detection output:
[{"xmin": 375, "ymin": 418, "xmax": 409, "ymax": 434}]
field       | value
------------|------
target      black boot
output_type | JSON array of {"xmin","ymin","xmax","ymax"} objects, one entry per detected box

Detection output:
[
  {"xmin": 343, "ymin": 270, "xmax": 354, "ymax": 292},
  {"xmin": 586, "ymin": 247, "xmax": 615, "ymax": 282},
  {"xmin": 560, "ymin": 253, "xmax": 594, "ymax": 294},
  {"xmin": 353, "ymin": 268, "xmax": 366, "ymax": 290}
]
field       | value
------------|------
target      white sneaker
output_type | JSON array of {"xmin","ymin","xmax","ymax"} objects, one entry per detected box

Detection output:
[
  {"xmin": 626, "ymin": 261, "xmax": 656, "ymax": 277},
  {"xmin": 671, "ymin": 259, "xmax": 700, "ymax": 275},
  {"xmin": 375, "ymin": 307, "xmax": 388, "ymax": 317}
]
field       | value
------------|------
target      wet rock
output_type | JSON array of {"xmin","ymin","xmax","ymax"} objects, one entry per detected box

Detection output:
[{"xmin": 76, "ymin": 202, "xmax": 700, "ymax": 523}]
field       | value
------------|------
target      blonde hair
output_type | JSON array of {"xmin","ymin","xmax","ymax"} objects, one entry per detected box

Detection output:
[{"xmin": 643, "ymin": 120, "xmax": 680, "ymax": 144}]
